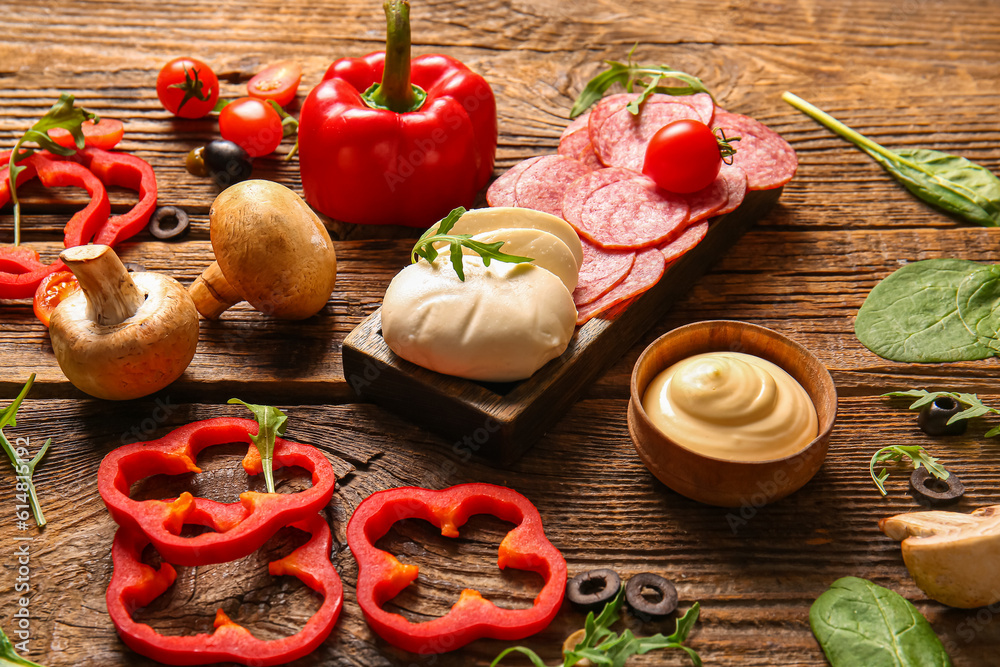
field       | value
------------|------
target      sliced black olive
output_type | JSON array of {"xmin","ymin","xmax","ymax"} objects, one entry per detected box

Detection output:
[
  {"xmin": 202, "ymin": 139, "xmax": 252, "ymax": 189},
  {"xmin": 917, "ymin": 396, "xmax": 967, "ymax": 436},
  {"xmin": 566, "ymin": 568, "xmax": 621, "ymax": 613},
  {"xmin": 185, "ymin": 146, "xmax": 208, "ymax": 177},
  {"xmin": 625, "ymin": 573, "xmax": 677, "ymax": 620},
  {"xmin": 910, "ymin": 467, "xmax": 965, "ymax": 505},
  {"xmin": 149, "ymin": 206, "xmax": 191, "ymax": 241}
]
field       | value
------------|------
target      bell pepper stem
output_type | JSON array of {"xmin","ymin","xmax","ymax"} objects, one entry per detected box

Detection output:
[{"xmin": 365, "ymin": 0, "xmax": 427, "ymax": 113}]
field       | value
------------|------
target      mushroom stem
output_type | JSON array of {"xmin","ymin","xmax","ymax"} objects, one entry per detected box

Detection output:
[
  {"xmin": 188, "ymin": 260, "xmax": 243, "ymax": 319},
  {"xmin": 60, "ymin": 245, "xmax": 145, "ymax": 326}
]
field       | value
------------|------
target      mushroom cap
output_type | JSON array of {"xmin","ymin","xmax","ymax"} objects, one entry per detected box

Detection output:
[
  {"xmin": 210, "ymin": 180, "xmax": 337, "ymax": 319},
  {"xmin": 49, "ymin": 272, "xmax": 200, "ymax": 400}
]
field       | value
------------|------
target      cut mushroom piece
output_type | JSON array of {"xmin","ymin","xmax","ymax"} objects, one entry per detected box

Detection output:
[
  {"xmin": 49, "ymin": 245, "xmax": 200, "ymax": 400},
  {"xmin": 188, "ymin": 180, "xmax": 337, "ymax": 319},
  {"xmin": 880, "ymin": 505, "xmax": 1000, "ymax": 608}
]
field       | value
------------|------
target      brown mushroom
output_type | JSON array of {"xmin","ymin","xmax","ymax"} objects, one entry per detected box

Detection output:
[
  {"xmin": 49, "ymin": 245, "xmax": 200, "ymax": 400},
  {"xmin": 188, "ymin": 180, "xmax": 337, "ymax": 319}
]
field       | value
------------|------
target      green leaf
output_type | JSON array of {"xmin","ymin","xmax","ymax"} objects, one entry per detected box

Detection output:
[
  {"xmin": 869, "ymin": 445, "xmax": 948, "ymax": 497},
  {"xmin": 985, "ymin": 425, "xmax": 1000, "ymax": 438},
  {"xmin": 956, "ymin": 265, "xmax": 1000, "ymax": 352},
  {"xmin": 0, "ymin": 375, "xmax": 48, "ymax": 527},
  {"xmin": 854, "ymin": 259, "xmax": 994, "ymax": 362},
  {"xmin": 410, "ymin": 207, "xmax": 532, "ymax": 282},
  {"xmin": 810, "ymin": 577, "xmax": 953, "ymax": 667},
  {"xmin": 0, "ymin": 624, "xmax": 47, "ymax": 666},
  {"xmin": 227, "ymin": 399, "xmax": 288, "ymax": 494},
  {"xmin": 490, "ymin": 646, "xmax": 549, "ymax": 667}
]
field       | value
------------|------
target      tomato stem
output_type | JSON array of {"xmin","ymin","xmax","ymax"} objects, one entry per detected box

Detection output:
[{"xmin": 365, "ymin": 0, "xmax": 426, "ymax": 113}]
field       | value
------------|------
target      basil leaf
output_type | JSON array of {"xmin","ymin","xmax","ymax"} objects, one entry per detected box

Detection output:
[
  {"xmin": 810, "ymin": 577, "xmax": 953, "ymax": 667},
  {"xmin": 956, "ymin": 265, "xmax": 1000, "ymax": 351},
  {"xmin": 227, "ymin": 398, "xmax": 288, "ymax": 494},
  {"xmin": 854, "ymin": 259, "xmax": 994, "ymax": 362}
]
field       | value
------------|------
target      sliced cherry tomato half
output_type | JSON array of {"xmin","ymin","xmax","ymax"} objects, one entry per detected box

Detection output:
[
  {"xmin": 218, "ymin": 97, "xmax": 283, "ymax": 158},
  {"xmin": 643, "ymin": 119, "xmax": 722, "ymax": 194},
  {"xmin": 156, "ymin": 57, "xmax": 220, "ymax": 119},
  {"xmin": 247, "ymin": 62, "xmax": 303, "ymax": 108},
  {"xmin": 33, "ymin": 270, "xmax": 80, "ymax": 327},
  {"xmin": 49, "ymin": 118, "xmax": 126, "ymax": 151}
]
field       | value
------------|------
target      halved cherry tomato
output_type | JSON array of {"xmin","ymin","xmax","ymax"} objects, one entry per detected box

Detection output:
[
  {"xmin": 33, "ymin": 270, "xmax": 80, "ymax": 327},
  {"xmin": 247, "ymin": 62, "xmax": 302, "ymax": 108},
  {"xmin": 156, "ymin": 57, "xmax": 220, "ymax": 119},
  {"xmin": 643, "ymin": 119, "xmax": 722, "ymax": 194},
  {"xmin": 218, "ymin": 97, "xmax": 283, "ymax": 158},
  {"xmin": 49, "ymin": 119, "xmax": 125, "ymax": 151}
]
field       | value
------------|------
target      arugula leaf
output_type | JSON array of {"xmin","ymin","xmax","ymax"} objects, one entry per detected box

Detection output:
[
  {"xmin": 0, "ymin": 374, "xmax": 50, "ymax": 528},
  {"xmin": 869, "ymin": 445, "xmax": 948, "ymax": 497},
  {"xmin": 7, "ymin": 94, "xmax": 98, "ymax": 246},
  {"xmin": 883, "ymin": 388, "xmax": 1000, "ymax": 429},
  {"xmin": 228, "ymin": 399, "xmax": 288, "ymax": 494},
  {"xmin": 570, "ymin": 46, "xmax": 713, "ymax": 118},
  {"xmin": 783, "ymin": 92, "xmax": 1000, "ymax": 227},
  {"xmin": 0, "ymin": 624, "xmax": 47, "ymax": 667},
  {"xmin": 411, "ymin": 207, "xmax": 533, "ymax": 281}
]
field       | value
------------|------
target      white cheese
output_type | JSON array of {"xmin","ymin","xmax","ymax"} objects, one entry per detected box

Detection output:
[{"xmin": 464, "ymin": 228, "xmax": 579, "ymax": 292}]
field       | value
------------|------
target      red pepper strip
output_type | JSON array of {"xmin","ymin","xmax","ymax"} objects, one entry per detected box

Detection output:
[
  {"xmin": 0, "ymin": 244, "xmax": 59, "ymax": 300},
  {"xmin": 106, "ymin": 513, "xmax": 343, "ymax": 666},
  {"xmin": 72, "ymin": 147, "xmax": 157, "ymax": 246},
  {"xmin": 346, "ymin": 483, "xmax": 566, "ymax": 654},
  {"xmin": 98, "ymin": 417, "xmax": 337, "ymax": 566},
  {"xmin": 30, "ymin": 152, "xmax": 110, "ymax": 248}
]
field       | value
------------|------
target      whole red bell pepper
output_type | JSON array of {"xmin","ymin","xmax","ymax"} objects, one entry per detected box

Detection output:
[
  {"xmin": 346, "ymin": 483, "xmax": 566, "ymax": 654},
  {"xmin": 98, "ymin": 418, "xmax": 337, "ymax": 566},
  {"xmin": 298, "ymin": 0, "xmax": 496, "ymax": 228},
  {"xmin": 107, "ymin": 513, "xmax": 343, "ymax": 666}
]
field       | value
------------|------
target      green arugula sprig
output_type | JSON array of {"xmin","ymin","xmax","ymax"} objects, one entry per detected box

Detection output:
[
  {"xmin": 0, "ymin": 375, "xmax": 51, "ymax": 528},
  {"xmin": 491, "ymin": 589, "xmax": 702, "ymax": 667},
  {"xmin": 869, "ymin": 445, "xmax": 949, "ymax": 497},
  {"xmin": 570, "ymin": 46, "xmax": 713, "ymax": 119},
  {"xmin": 228, "ymin": 399, "xmax": 288, "ymax": 494},
  {"xmin": 266, "ymin": 100, "xmax": 300, "ymax": 160},
  {"xmin": 884, "ymin": 389, "xmax": 1000, "ymax": 436},
  {"xmin": 7, "ymin": 95, "xmax": 98, "ymax": 246},
  {"xmin": 0, "ymin": 624, "xmax": 46, "ymax": 667},
  {"xmin": 411, "ymin": 207, "xmax": 533, "ymax": 281}
]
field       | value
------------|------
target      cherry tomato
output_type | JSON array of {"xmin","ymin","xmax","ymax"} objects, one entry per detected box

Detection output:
[
  {"xmin": 49, "ymin": 119, "xmax": 126, "ymax": 150},
  {"xmin": 156, "ymin": 57, "xmax": 220, "ymax": 119},
  {"xmin": 33, "ymin": 270, "xmax": 80, "ymax": 327},
  {"xmin": 642, "ymin": 119, "xmax": 721, "ymax": 194},
  {"xmin": 218, "ymin": 97, "xmax": 283, "ymax": 158},
  {"xmin": 247, "ymin": 62, "xmax": 303, "ymax": 108}
]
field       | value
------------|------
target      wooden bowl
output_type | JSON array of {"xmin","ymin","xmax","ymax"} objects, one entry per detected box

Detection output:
[{"xmin": 628, "ymin": 320, "xmax": 837, "ymax": 507}]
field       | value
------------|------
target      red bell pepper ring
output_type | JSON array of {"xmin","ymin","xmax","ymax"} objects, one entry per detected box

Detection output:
[
  {"xmin": 73, "ymin": 147, "xmax": 157, "ymax": 246},
  {"xmin": 298, "ymin": 0, "xmax": 496, "ymax": 228},
  {"xmin": 98, "ymin": 417, "xmax": 336, "ymax": 566},
  {"xmin": 0, "ymin": 244, "xmax": 60, "ymax": 300},
  {"xmin": 30, "ymin": 152, "xmax": 111, "ymax": 248},
  {"xmin": 346, "ymin": 483, "xmax": 566, "ymax": 654},
  {"xmin": 107, "ymin": 513, "xmax": 343, "ymax": 666}
]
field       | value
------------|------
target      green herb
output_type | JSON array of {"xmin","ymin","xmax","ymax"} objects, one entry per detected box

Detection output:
[
  {"xmin": 869, "ymin": 444, "xmax": 948, "ymax": 497},
  {"xmin": 570, "ymin": 46, "xmax": 713, "ymax": 119},
  {"xmin": 0, "ymin": 375, "xmax": 51, "ymax": 528},
  {"xmin": 885, "ymin": 389, "xmax": 1000, "ymax": 436},
  {"xmin": 810, "ymin": 576, "xmax": 953, "ymax": 667},
  {"xmin": 491, "ymin": 589, "xmax": 702, "ymax": 667},
  {"xmin": 411, "ymin": 207, "xmax": 533, "ymax": 281},
  {"xmin": 0, "ymin": 624, "xmax": 47, "ymax": 667},
  {"xmin": 955, "ymin": 264, "xmax": 1000, "ymax": 352},
  {"xmin": 783, "ymin": 92, "xmax": 1000, "ymax": 227},
  {"xmin": 7, "ymin": 95, "xmax": 98, "ymax": 246},
  {"xmin": 266, "ymin": 100, "xmax": 300, "ymax": 160},
  {"xmin": 228, "ymin": 398, "xmax": 288, "ymax": 494}
]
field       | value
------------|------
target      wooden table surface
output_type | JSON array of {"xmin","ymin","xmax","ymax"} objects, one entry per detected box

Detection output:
[{"xmin": 3, "ymin": 0, "xmax": 1000, "ymax": 665}]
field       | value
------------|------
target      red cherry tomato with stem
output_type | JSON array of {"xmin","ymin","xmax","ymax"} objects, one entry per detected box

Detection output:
[
  {"xmin": 156, "ymin": 57, "xmax": 220, "ymax": 119},
  {"xmin": 218, "ymin": 97, "xmax": 284, "ymax": 158},
  {"xmin": 643, "ymin": 119, "xmax": 723, "ymax": 194},
  {"xmin": 49, "ymin": 118, "xmax": 125, "ymax": 151},
  {"xmin": 33, "ymin": 270, "xmax": 80, "ymax": 327},
  {"xmin": 247, "ymin": 62, "xmax": 303, "ymax": 108}
]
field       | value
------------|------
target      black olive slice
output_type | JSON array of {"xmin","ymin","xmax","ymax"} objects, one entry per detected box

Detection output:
[
  {"xmin": 148, "ymin": 206, "xmax": 191, "ymax": 241},
  {"xmin": 566, "ymin": 568, "xmax": 621, "ymax": 613},
  {"xmin": 910, "ymin": 467, "xmax": 965, "ymax": 505},
  {"xmin": 624, "ymin": 572, "xmax": 677, "ymax": 620},
  {"xmin": 917, "ymin": 396, "xmax": 967, "ymax": 436}
]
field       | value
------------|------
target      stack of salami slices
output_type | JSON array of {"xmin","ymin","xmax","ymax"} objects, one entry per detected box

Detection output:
[{"xmin": 487, "ymin": 92, "xmax": 797, "ymax": 325}]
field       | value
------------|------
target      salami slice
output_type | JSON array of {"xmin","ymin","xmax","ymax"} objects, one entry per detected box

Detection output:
[
  {"xmin": 572, "ymin": 239, "xmax": 636, "ymax": 307},
  {"xmin": 716, "ymin": 163, "xmax": 748, "ymax": 215},
  {"xmin": 659, "ymin": 220, "xmax": 707, "ymax": 264},
  {"xmin": 576, "ymin": 175, "xmax": 689, "ymax": 249},
  {"xmin": 562, "ymin": 167, "xmax": 638, "ymax": 228},
  {"xmin": 592, "ymin": 95, "xmax": 703, "ymax": 171},
  {"xmin": 560, "ymin": 110, "xmax": 591, "ymax": 141},
  {"xmin": 674, "ymin": 92, "xmax": 716, "ymax": 125},
  {"xmin": 513, "ymin": 154, "xmax": 594, "ymax": 218},
  {"xmin": 711, "ymin": 110, "xmax": 797, "ymax": 190},
  {"xmin": 587, "ymin": 93, "xmax": 635, "ymax": 143},
  {"xmin": 684, "ymin": 173, "xmax": 729, "ymax": 223},
  {"xmin": 576, "ymin": 247, "xmax": 666, "ymax": 325},
  {"xmin": 486, "ymin": 155, "xmax": 544, "ymax": 208},
  {"xmin": 558, "ymin": 128, "xmax": 603, "ymax": 169}
]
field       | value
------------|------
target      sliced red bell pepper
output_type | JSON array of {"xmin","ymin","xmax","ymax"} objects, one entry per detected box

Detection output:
[
  {"xmin": 346, "ymin": 483, "xmax": 566, "ymax": 654},
  {"xmin": 0, "ymin": 244, "xmax": 60, "ymax": 300},
  {"xmin": 30, "ymin": 152, "xmax": 110, "ymax": 248},
  {"xmin": 98, "ymin": 417, "xmax": 337, "ymax": 566},
  {"xmin": 73, "ymin": 147, "xmax": 157, "ymax": 246},
  {"xmin": 298, "ymin": 0, "xmax": 496, "ymax": 227},
  {"xmin": 107, "ymin": 513, "xmax": 343, "ymax": 666}
]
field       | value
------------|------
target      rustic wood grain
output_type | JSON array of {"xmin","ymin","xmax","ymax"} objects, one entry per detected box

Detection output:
[{"xmin": 2, "ymin": 0, "xmax": 1000, "ymax": 665}]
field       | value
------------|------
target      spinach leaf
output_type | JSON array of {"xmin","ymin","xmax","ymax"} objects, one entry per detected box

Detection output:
[
  {"xmin": 810, "ymin": 577, "xmax": 953, "ymax": 667},
  {"xmin": 956, "ymin": 264, "xmax": 1000, "ymax": 352},
  {"xmin": 855, "ymin": 259, "xmax": 994, "ymax": 362}
]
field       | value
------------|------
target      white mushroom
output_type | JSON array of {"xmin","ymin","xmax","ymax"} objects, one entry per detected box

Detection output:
[
  {"xmin": 49, "ymin": 245, "xmax": 200, "ymax": 400},
  {"xmin": 880, "ymin": 505, "xmax": 1000, "ymax": 608}
]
